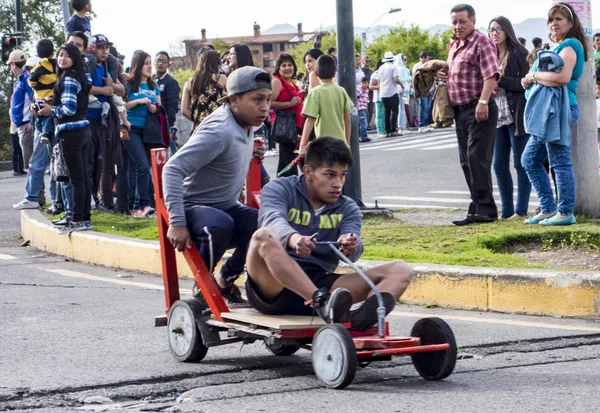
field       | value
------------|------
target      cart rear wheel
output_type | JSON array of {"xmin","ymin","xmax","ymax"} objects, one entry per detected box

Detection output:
[
  {"xmin": 410, "ymin": 317, "xmax": 457, "ymax": 380},
  {"xmin": 167, "ymin": 300, "xmax": 208, "ymax": 362},
  {"xmin": 312, "ymin": 324, "xmax": 357, "ymax": 389},
  {"xmin": 266, "ymin": 343, "xmax": 301, "ymax": 356}
]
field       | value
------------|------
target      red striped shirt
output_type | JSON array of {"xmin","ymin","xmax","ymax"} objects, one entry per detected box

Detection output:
[{"xmin": 447, "ymin": 30, "xmax": 500, "ymax": 106}]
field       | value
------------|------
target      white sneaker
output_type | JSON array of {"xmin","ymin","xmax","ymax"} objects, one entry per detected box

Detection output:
[{"xmin": 13, "ymin": 199, "xmax": 40, "ymax": 210}]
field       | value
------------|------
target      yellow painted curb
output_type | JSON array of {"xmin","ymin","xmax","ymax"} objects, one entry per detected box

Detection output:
[
  {"xmin": 21, "ymin": 210, "xmax": 194, "ymax": 278},
  {"xmin": 22, "ymin": 210, "xmax": 600, "ymax": 317}
]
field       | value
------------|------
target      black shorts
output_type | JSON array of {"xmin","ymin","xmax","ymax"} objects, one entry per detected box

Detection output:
[{"xmin": 245, "ymin": 266, "xmax": 343, "ymax": 316}]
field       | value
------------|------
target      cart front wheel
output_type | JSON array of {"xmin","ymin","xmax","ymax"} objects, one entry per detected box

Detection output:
[
  {"xmin": 267, "ymin": 343, "xmax": 301, "ymax": 356},
  {"xmin": 410, "ymin": 317, "xmax": 457, "ymax": 380},
  {"xmin": 312, "ymin": 324, "xmax": 357, "ymax": 389},
  {"xmin": 167, "ymin": 299, "xmax": 208, "ymax": 362}
]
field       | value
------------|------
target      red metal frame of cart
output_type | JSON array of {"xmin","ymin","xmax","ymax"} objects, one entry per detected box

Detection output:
[{"xmin": 150, "ymin": 147, "xmax": 450, "ymax": 357}]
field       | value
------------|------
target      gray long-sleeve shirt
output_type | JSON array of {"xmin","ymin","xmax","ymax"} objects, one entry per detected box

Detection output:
[{"xmin": 162, "ymin": 105, "xmax": 254, "ymax": 227}]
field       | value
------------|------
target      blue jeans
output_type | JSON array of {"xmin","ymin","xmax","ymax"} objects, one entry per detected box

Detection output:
[
  {"xmin": 358, "ymin": 109, "xmax": 368, "ymax": 140},
  {"xmin": 186, "ymin": 203, "xmax": 258, "ymax": 282},
  {"xmin": 24, "ymin": 129, "xmax": 51, "ymax": 201},
  {"xmin": 35, "ymin": 115, "xmax": 54, "ymax": 134},
  {"xmin": 522, "ymin": 105, "xmax": 579, "ymax": 216},
  {"xmin": 493, "ymin": 123, "xmax": 531, "ymax": 218},
  {"xmin": 60, "ymin": 182, "xmax": 73, "ymax": 215},
  {"xmin": 418, "ymin": 93, "xmax": 433, "ymax": 127},
  {"xmin": 122, "ymin": 128, "xmax": 151, "ymax": 210}
]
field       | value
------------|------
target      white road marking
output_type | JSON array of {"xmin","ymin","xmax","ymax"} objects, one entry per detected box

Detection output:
[
  {"xmin": 419, "ymin": 143, "xmax": 458, "ymax": 151},
  {"xmin": 389, "ymin": 310, "xmax": 600, "ymax": 333},
  {"xmin": 374, "ymin": 196, "xmax": 470, "ymax": 204},
  {"xmin": 384, "ymin": 138, "xmax": 458, "ymax": 152},
  {"xmin": 41, "ymin": 268, "xmax": 192, "ymax": 294},
  {"xmin": 0, "ymin": 254, "xmax": 16, "ymax": 260},
  {"xmin": 366, "ymin": 132, "xmax": 456, "ymax": 148},
  {"xmin": 429, "ymin": 190, "xmax": 539, "ymax": 199},
  {"xmin": 362, "ymin": 134, "xmax": 456, "ymax": 151},
  {"xmin": 363, "ymin": 203, "xmax": 460, "ymax": 210}
]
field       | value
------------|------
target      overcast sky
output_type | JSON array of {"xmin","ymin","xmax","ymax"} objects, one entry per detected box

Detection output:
[{"xmin": 91, "ymin": 0, "xmax": 599, "ymax": 65}]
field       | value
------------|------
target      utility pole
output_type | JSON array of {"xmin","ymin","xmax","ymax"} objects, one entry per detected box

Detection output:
[
  {"xmin": 15, "ymin": 0, "xmax": 22, "ymax": 48},
  {"xmin": 336, "ymin": 0, "xmax": 364, "ymax": 207},
  {"xmin": 556, "ymin": 1, "xmax": 600, "ymax": 217},
  {"xmin": 61, "ymin": 0, "xmax": 70, "ymax": 33}
]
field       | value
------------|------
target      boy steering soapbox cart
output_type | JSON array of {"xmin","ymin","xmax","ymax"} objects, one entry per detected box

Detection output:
[{"xmin": 150, "ymin": 148, "xmax": 457, "ymax": 389}]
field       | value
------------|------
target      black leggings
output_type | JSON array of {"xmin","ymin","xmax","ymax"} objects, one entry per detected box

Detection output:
[{"xmin": 61, "ymin": 127, "xmax": 92, "ymax": 222}]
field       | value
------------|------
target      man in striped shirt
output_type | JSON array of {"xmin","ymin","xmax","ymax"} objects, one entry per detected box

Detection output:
[{"xmin": 437, "ymin": 4, "xmax": 500, "ymax": 226}]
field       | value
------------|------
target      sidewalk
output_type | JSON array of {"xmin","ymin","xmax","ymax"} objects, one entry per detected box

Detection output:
[{"xmin": 20, "ymin": 209, "xmax": 600, "ymax": 317}]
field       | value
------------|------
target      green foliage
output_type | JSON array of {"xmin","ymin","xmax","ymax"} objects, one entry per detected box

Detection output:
[
  {"xmin": 212, "ymin": 39, "xmax": 230, "ymax": 55},
  {"xmin": 288, "ymin": 32, "xmax": 340, "ymax": 72},
  {"xmin": 171, "ymin": 69, "xmax": 193, "ymax": 97},
  {"xmin": 0, "ymin": 0, "xmax": 74, "ymax": 160},
  {"xmin": 366, "ymin": 26, "xmax": 454, "ymax": 69}
]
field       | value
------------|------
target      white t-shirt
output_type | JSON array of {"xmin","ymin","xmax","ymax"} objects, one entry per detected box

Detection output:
[
  {"xmin": 377, "ymin": 62, "xmax": 399, "ymax": 99},
  {"xmin": 412, "ymin": 61, "xmax": 424, "ymax": 74},
  {"xmin": 371, "ymin": 71, "xmax": 381, "ymax": 102},
  {"xmin": 355, "ymin": 68, "xmax": 365, "ymax": 87}
]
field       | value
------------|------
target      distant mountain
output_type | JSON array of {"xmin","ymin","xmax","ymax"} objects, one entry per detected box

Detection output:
[{"xmin": 263, "ymin": 24, "xmax": 297, "ymax": 34}]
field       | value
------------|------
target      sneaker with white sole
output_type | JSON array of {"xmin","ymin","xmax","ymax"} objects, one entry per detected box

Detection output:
[
  {"xmin": 313, "ymin": 287, "xmax": 353, "ymax": 324},
  {"xmin": 133, "ymin": 206, "xmax": 155, "ymax": 218},
  {"xmin": 13, "ymin": 199, "xmax": 40, "ymax": 210},
  {"xmin": 58, "ymin": 221, "xmax": 92, "ymax": 235}
]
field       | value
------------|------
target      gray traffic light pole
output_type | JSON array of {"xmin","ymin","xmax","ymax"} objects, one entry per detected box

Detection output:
[
  {"xmin": 336, "ymin": 0, "xmax": 364, "ymax": 207},
  {"xmin": 15, "ymin": 0, "xmax": 22, "ymax": 48}
]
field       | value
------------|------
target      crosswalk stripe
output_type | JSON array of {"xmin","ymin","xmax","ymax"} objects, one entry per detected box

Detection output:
[
  {"xmin": 363, "ymin": 203, "xmax": 460, "ymax": 210},
  {"xmin": 420, "ymin": 143, "xmax": 458, "ymax": 151},
  {"xmin": 384, "ymin": 138, "xmax": 457, "ymax": 152},
  {"xmin": 374, "ymin": 196, "xmax": 470, "ymax": 204},
  {"xmin": 362, "ymin": 133, "xmax": 456, "ymax": 151},
  {"xmin": 428, "ymin": 190, "xmax": 539, "ymax": 199}
]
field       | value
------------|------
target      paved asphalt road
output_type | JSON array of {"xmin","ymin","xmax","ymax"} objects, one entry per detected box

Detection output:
[
  {"xmin": 1, "ymin": 149, "xmax": 598, "ymax": 412},
  {"xmin": 264, "ymin": 128, "xmax": 537, "ymax": 214}
]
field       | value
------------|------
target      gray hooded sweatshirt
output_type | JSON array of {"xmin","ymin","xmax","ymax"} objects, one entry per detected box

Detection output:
[
  {"xmin": 162, "ymin": 105, "xmax": 254, "ymax": 227},
  {"xmin": 259, "ymin": 175, "xmax": 364, "ymax": 273}
]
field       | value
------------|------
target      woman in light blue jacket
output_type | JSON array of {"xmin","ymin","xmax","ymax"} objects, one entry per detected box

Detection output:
[
  {"xmin": 520, "ymin": 3, "xmax": 587, "ymax": 226},
  {"xmin": 394, "ymin": 53, "xmax": 412, "ymax": 132}
]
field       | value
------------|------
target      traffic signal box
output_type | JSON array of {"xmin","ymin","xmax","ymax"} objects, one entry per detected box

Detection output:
[{"xmin": 2, "ymin": 34, "xmax": 17, "ymax": 63}]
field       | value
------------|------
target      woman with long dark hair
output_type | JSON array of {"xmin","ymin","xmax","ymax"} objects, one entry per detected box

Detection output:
[
  {"xmin": 181, "ymin": 50, "xmax": 227, "ymax": 131},
  {"xmin": 228, "ymin": 44, "xmax": 253, "ymax": 73},
  {"xmin": 124, "ymin": 51, "xmax": 162, "ymax": 218},
  {"xmin": 38, "ymin": 43, "xmax": 92, "ymax": 234},
  {"xmin": 488, "ymin": 16, "xmax": 531, "ymax": 220},
  {"xmin": 301, "ymin": 48, "xmax": 323, "ymax": 98},
  {"xmin": 271, "ymin": 53, "xmax": 304, "ymax": 177},
  {"xmin": 520, "ymin": 2, "xmax": 588, "ymax": 226}
]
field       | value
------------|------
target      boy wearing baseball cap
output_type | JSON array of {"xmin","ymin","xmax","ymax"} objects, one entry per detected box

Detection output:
[{"xmin": 162, "ymin": 67, "xmax": 270, "ymax": 304}]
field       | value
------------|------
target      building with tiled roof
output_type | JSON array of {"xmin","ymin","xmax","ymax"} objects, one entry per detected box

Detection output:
[{"xmin": 183, "ymin": 23, "xmax": 325, "ymax": 70}]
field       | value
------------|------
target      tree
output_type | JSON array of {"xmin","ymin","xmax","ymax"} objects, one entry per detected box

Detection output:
[
  {"xmin": 212, "ymin": 39, "xmax": 230, "ymax": 55},
  {"xmin": 0, "ymin": 0, "xmax": 71, "ymax": 160},
  {"xmin": 367, "ymin": 26, "xmax": 454, "ymax": 69},
  {"xmin": 170, "ymin": 69, "xmax": 193, "ymax": 98},
  {"xmin": 288, "ymin": 31, "xmax": 362, "ymax": 75}
]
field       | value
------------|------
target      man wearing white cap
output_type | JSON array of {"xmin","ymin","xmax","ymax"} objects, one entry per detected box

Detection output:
[
  {"xmin": 377, "ymin": 51, "xmax": 404, "ymax": 137},
  {"xmin": 8, "ymin": 50, "xmax": 34, "ymax": 172}
]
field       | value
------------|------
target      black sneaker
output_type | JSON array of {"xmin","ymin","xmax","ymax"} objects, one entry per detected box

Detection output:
[
  {"xmin": 82, "ymin": 221, "xmax": 94, "ymax": 231},
  {"xmin": 193, "ymin": 279, "xmax": 248, "ymax": 304},
  {"xmin": 46, "ymin": 205, "xmax": 65, "ymax": 215},
  {"xmin": 58, "ymin": 221, "xmax": 91, "ymax": 235},
  {"xmin": 349, "ymin": 292, "xmax": 396, "ymax": 332},
  {"xmin": 313, "ymin": 287, "xmax": 353, "ymax": 324},
  {"xmin": 52, "ymin": 215, "xmax": 72, "ymax": 227}
]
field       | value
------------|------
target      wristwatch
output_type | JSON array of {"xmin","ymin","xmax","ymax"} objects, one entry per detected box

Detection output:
[{"xmin": 478, "ymin": 99, "xmax": 488, "ymax": 105}]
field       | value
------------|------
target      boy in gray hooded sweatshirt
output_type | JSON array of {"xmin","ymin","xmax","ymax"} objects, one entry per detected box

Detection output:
[{"xmin": 245, "ymin": 137, "xmax": 413, "ymax": 330}]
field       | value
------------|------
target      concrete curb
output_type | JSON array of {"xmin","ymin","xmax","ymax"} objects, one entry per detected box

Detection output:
[{"xmin": 21, "ymin": 210, "xmax": 600, "ymax": 317}]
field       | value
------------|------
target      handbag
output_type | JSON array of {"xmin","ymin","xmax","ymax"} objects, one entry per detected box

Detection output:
[
  {"xmin": 271, "ymin": 78, "xmax": 299, "ymax": 145},
  {"xmin": 143, "ymin": 104, "xmax": 169, "ymax": 147},
  {"xmin": 50, "ymin": 142, "xmax": 69, "ymax": 182}
]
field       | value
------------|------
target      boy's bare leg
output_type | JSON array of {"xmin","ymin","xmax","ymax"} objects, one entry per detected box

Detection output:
[
  {"xmin": 331, "ymin": 261, "xmax": 413, "ymax": 303},
  {"xmin": 246, "ymin": 228, "xmax": 318, "ymax": 301}
]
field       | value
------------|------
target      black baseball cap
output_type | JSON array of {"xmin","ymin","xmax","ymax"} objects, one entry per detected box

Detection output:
[{"xmin": 92, "ymin": 34, "xmax": 113, "ymax": 47}]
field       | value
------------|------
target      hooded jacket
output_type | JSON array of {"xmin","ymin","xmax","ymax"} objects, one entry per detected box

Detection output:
[
  {"xmin": 394, "ymin": 54, "xmax": 412, "ymax": 95},
  {"xmin": 524, "ymin": 51, "xmax": 571, "ymax": 146},
  {"xmin": 259, "ymin": 175, "xmax": 363, "ymax": 273}
]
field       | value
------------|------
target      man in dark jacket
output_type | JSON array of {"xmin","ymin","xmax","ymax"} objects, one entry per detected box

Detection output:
[{"xmin": 154, "ymin": 51, "xmax": 181, "ymax": 154}]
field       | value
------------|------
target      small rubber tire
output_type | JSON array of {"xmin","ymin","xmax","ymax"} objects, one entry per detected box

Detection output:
[
  {"xmin": 312, "ymin": 324, "xmax": 357, "ymax": 389},
  {"xmin": 167, "ymin": 299, "xmax": 209, "ymax": 362},
  {"xmin": 410, "ymin": 317, "xmax": 457, "ymax": 380},
  {"xmin": 266, "ymin": 343, "xmax": 301, "ymax": 356}
]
